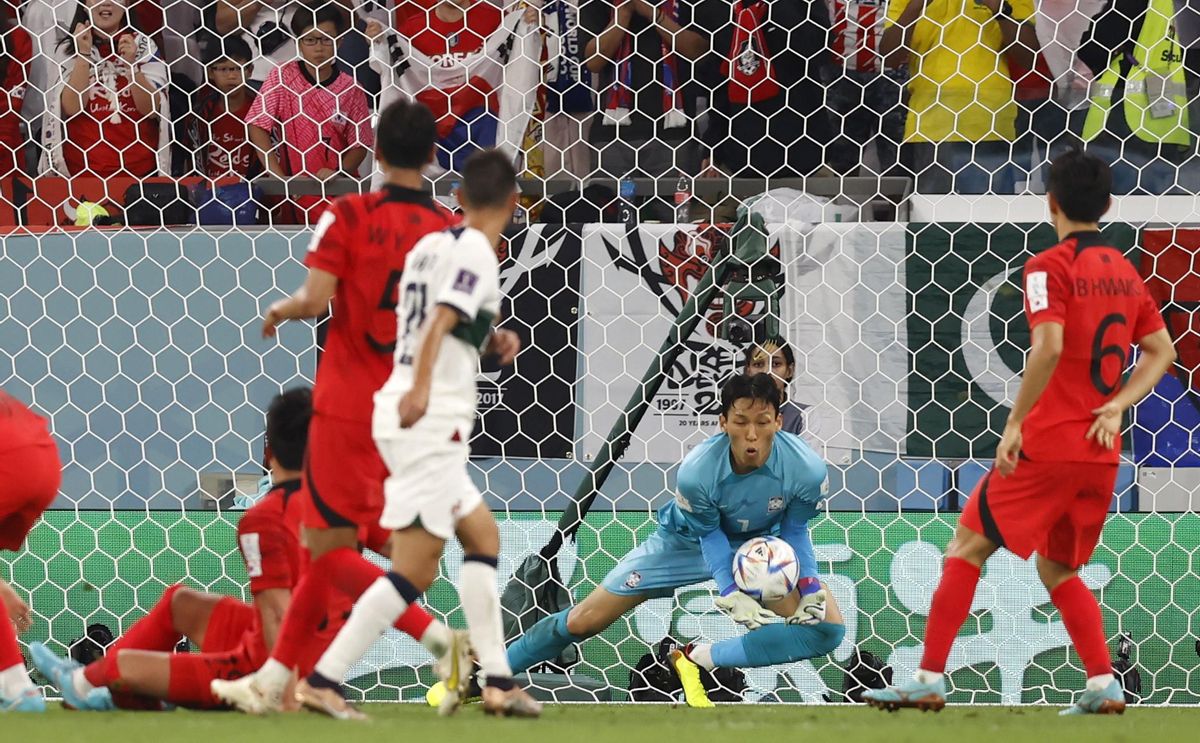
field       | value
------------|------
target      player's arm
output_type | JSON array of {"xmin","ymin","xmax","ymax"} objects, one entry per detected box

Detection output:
[
  {"xmin": 397, "ymin": 304, "xmax": 460, "ymax": 428},
  {"xmin": 253, "ymin": 587, "xmax": 290, "ymax": 651},
  {"xmin": 0, "ymin": 578, "xmax": 31, "ymax": 633},
  {"xmin": 780, "ymin": 499, "xmax": 826, "ymax": 625},
  {"xmin": 997, "ymin": 321, "xmax": 1063, "ymax": 475},
  {"xmin": 262, "ymin": 267, "xmax": 339, "ymax": 338},
  {"xmin": 1087, "ymin": 328, "xmax": 1176, "ymax": 450}
]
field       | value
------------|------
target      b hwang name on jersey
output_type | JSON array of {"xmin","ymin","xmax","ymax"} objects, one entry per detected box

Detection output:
[{"xmin": 468, "ymin": 225, "xmax": 583, "ymax": 459}]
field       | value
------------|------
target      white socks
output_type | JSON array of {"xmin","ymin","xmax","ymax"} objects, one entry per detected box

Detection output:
[
  {"xmin": 686, "ymin": 643, "xmax": 716, "ymax": 671},
  {"xmin": 459, "ymin": 558, "xmax": 512, "ymax": 681},
  {"xmin": 256, "ymin": 658, "xmax": 293, "ymax": 693},
  {"xmin": 314, "ymin": 576, "xmax": 410, "ymax": 683},
  {"xmin": 1087, "ymin": 673, "xmax": 1116, "ymax": 692},
  {"xmin": 0, "ymin": 663, "xmax": 33, "ymax": 698},
  {"xmin": 914, "ymin": 669, "xmax": 944, "ymax": 685}
]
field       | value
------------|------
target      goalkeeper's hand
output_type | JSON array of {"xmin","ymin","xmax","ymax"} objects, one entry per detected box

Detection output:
[
  {"xmin": 715, "ymin": 590, "xmax": 775, "ymax": 630},
  {"xmin": 787, "ymin": 579, "xmax": 827, "ymax": 626}
]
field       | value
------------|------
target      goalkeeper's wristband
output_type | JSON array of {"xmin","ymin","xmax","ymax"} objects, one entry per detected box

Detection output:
[
  {"xmin": 720, "ymin": 584, "xmax": 739, "ymax": 597},
  {"xmin": 798, "ymin": 577, "xmax": 821, "ymax": 596}
]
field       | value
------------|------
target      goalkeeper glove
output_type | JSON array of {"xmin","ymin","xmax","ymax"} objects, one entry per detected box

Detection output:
[
  {"xmin": 787, "ymin": 578, "xmax": 826, "ymax": 626},
  {"xmin": 715, "ymin": 589, "xmax": 775, "ymax": 630}
]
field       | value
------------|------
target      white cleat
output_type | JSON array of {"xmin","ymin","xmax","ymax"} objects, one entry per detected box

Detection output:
[
  {"xmin": 432, "ymin": 629, "xmax": 473, "ymax": 717},
  {"xmin": 210, "ymin": 674, "xmax": 285, "ymax": 715}
]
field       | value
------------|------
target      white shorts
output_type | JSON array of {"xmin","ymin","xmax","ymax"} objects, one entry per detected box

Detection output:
[{"xmin": 373, "ymin": 399, "xmax": 481, "ymax": 541}]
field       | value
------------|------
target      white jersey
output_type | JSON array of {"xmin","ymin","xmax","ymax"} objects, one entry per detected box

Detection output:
[{"xmin": 377, "ymin": 226, "xmax": 501, "ymax": 425}]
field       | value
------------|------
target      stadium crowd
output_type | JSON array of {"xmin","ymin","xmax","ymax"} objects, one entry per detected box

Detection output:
[{"xmin": 0, "ymin": 0, "xmax": 1196, "ymax": 224}]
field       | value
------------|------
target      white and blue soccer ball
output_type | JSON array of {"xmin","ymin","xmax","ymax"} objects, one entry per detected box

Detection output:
[{"xmin": 733, "ymin": 536, "xmax": 799, "ymax": 603}]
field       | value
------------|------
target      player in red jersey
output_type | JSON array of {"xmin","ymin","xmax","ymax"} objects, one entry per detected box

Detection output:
[
  {"xmin": 213, "ymin": 99, "xmax": 464, "ymax": 715},
  {"xmin": 31, "ymin": 388, "xmax": 323, "ymax": 711},
  {"xmin": 865, "ymin": 150, "xmax": 1177, "ymax": 715},
  {"xmin": 0, "ymin": 389, "xmax": 60, "ymax": 712}
]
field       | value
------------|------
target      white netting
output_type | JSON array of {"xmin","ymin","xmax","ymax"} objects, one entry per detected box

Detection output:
[{"xmin": 0, "ymin": 0, "xmax": 1198, "ymax": 708}]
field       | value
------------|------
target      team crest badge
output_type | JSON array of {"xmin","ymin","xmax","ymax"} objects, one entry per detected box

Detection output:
[
  {"xmin": 767, "ymin": 496, "xmax": 784, "ymax": 512},
  {"xmin": 736, "ymin": 40, "xmax": 761, "ymax": 76},
  {"xmin": 448, "ymin": 32, "xmax": 460, "ymax": 48},
  {"xmin": 624, "ymin": 571, "xmax": 642, "ymax": 589}
]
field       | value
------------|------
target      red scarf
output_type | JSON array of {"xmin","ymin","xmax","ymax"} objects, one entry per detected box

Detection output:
[
  {"xmin": 722, "ymin": 0, "xmax": 780, "ymax": 105},
  {"xmin": 603, "ymin": 0, "xmax": 686, "ymax": 129}
]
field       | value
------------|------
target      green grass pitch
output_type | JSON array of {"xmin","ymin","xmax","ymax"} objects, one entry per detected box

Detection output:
[{"xmin": 5, "ymin": 704, "xmax": 1199, "ymax": 743}]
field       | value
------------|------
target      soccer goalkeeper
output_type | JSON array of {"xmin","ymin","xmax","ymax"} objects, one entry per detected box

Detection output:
[{"xmin": 433, "ymin": 373, "xmax": 845, "ymax": 708}]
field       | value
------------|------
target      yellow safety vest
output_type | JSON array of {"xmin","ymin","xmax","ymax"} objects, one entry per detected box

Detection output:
[{"xmin": 1081, "ymin": 0, "xmax": 1191, "ymax": 147}]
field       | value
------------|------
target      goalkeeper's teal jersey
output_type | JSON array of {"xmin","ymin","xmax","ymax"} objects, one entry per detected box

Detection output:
[{"xmin": 657, "ymin": 431, "xmax": 828, "ymax": 545}]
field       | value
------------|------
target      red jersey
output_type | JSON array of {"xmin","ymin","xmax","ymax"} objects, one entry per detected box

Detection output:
[
  {"xmin": 63, "ymin": 39, "xmax": 158, "ymax": 178},
  {"xmin": 827, "ymin": 0, "xmax": 886, "ymax": 73},
  {"xmin": 198, "ymin": 93, "xmax": 256, "ymax": 178},
  {"xmin": 0, "ymin": 389, "xmax": 53, "ymax": 454},
  {"xmin": 236, "ymin": 479, "xmax": 304, "ymax": 594},
  {"xmin": 0, "ymin": 26, "xmax": 30, "ymax": 178},
  {"xmin": 304, "ymin": 186, "xmax": 457, "ymax": 422},
  {"xmin": 1021, "ymin": 231, "xmax": 1166, "ymax": 463},
  {"xmin": 401, "ymin": 4, "xmax": 502, "ymax": 131}
]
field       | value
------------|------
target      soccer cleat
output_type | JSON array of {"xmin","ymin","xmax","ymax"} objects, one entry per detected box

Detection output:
[
  {"xmin": 432, "ymin": 629, "xmax": 473, "ymax": 717},
  {"xmin": 29, "ymin": 641, "xmax": 114, "ymax": 711},
  {"xmin": 481, "ymin": 683, "xmax": 542, "ymax": 718},
  {"xmin": 211, "ymin": 673, "xmax": 284, "ymax": 715},
  {"xmin": 295, "ymin": 678, "xmax": 368, "ymax": 721},
  {"xmin": 1, "ymin": 688, "xmax": 46, "ymax": 713},
  {"xmin": 862, "ymin": 676, "xmax": 947, "ymax": 712},
  {"xmin": 1059, "ymin": 679, "xmax": 1126, "ymax": 716},
  {"xmin": 670, "ymin": 648, "xmax": 715, "ymax": 708}
]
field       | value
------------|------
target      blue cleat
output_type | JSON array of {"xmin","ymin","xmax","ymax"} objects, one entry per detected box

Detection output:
[
  {"xmin": 862, "ymin": 676, "xmax": 947, "ymax": 712},
  {"xmin": 1060, "ymin": 679, "xmax": 1126, "ymax": 716},
  {"xmin": 28, "ymin": 642, "xmax": 114, "ymax": 711},
  {"xmin": 1, "ymin": 688, "xmax": 46, "ymax": 713}
]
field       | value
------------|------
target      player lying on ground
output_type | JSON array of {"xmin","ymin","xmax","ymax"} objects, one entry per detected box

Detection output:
[
  {"xmin": 292, "ymin": 150, "xmax": 537, "ymax": 720},
  {"xmin": 33, "ymin": 388, "xmax": 338, "ymax": 711},
  {"xmin": 213, "ymin": 99, "xmax": 464, "ymax": 715},
  {"xmin": 431, "ymin": 373, "xmax": 845, "ymax": 708},
  {"xmin": 864, "ymin": 150, "xmax": 1176, "ymax": 716},
  {"xmin": 0, "ymin": 388, "xmax": 62, "ymax": 713}
]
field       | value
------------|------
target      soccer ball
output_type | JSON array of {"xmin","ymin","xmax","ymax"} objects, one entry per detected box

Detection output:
[{"xmin": 733, "ymin": 536, "xmax": 799, "ymax": 603}]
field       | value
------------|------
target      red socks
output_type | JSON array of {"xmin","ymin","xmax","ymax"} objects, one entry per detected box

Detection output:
[
  {"xmin": 317, "ymin": 548, "xmax": 435, "ymax": 639},
  {"xmin": 85, "ymin": 583, "xmax": 185, "ymax": 688},
  {"xmin": 272, "ymin": 548, "xmax": 437, "ymax": 671},
  {"xmin": 0, "ymin": 599, "xmax": 21, "ymax": 669},
  {"xmin": 919, "ymin": 557, "xmax": 982, "ymax": 674},
  {"xmin": 1051, "ymin": 576, "xmax": 1113, "ymax": 678}
]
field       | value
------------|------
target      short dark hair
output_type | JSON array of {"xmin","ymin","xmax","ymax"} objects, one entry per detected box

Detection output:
[
  {"xmin": 202, "ymin": 36, "xmax": 254, "ymax": 67},
  {"xmin": 1047, "ymin": 149, "xmax": 1112, "ymax": 223},
  {"xmin": 290, "ymin": 2, "xmax": 349, "ymax": 38},
  {"xmin": 742, "ymin": 336, "xmax": 795, "ymax": 371},
  {"xmin": 266, "ymin": 387, "xmax": 312, "ymax": 471},
  {"xmin": 376, "ymin": 99, "xmax": 437, "ymax": 169},
  {"xmin": 460, "ymin": 149, "xmax": 518, "ymax": 209},
  {"xmin": 720, "ymin": 373, "xmax": 782, "ymax": 417}
]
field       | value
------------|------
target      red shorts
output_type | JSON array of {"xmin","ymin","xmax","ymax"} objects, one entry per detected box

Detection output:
[
  {"xmin": 0, "ymin": 443, "xmax": 61, "ymax": 551},
  {"xmin": 301, "ymin": 413, "xmax": 386, "ymax": 530},
  {"xmin": 200, "ymin": 597, "xmax": 257, "ymax": 654},
  {"xmin": 168, "ymin": 640, "xmax": 264, "ymax": 709},
  {"xmin": 961, "ymin": 459, "xmax": 1117, "ymax": 569}
]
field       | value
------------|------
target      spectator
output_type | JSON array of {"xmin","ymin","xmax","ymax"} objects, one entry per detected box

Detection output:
[
  {"xmin": 40, "ymin": 0, "xmax": 170, "ymax": 178},
  {"xmin": 823, "ymin": 0, "xmax": 906, "ymax": 177},
  {"xmin": 883, "ymin": 0, "xmax": 1040, "ymax": 194},
  {"xmin": 1075, "ymin": 0, "xmax": 1195, "ymax": 194},
  {"xmin": 543, "ymin": 0, "xmax": 594, "ymax": 180},
  {"xmin": 581, "ymin": 0, "xmax": 720, "ymax": 185},
  {"xmin": 192, "ymin": 36, "xmax": 258, "ymax": 179},
  {"xmin": 246, "ymin": 2, "xmax": 373, "ymax": 222},
  {"xmin": 700, "ymin": 0, "xmax": 834, "ymax": 179},
  {"xmin": 367, "ymin": 1, "xmax": 541, "ymax": 176},
  {"xmin": 0, "ymin": 0, "xmax": 31, "ymax": 178},
  {"xmin": 743, "ymin": 338, "xmax": 806, "ymax": 435},
  {"xmin": 202, "ymin": 0, "xmax": 382, "ymax": 95}
]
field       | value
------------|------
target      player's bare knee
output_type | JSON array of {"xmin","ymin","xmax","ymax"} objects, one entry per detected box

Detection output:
[
  {"xmin": 1036, "ymin": 555, "xmax": 1076, "ymax": 590},
  {"xmin": 946, "ymin": 528, "xmax": 995, "ymax": 566},
  {"xmin": 456, "ymin": 510, "xmax": 499, "ymax": 557}
]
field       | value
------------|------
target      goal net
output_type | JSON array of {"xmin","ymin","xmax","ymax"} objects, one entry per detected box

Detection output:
[{"xmin": 0, "ymin": 0, "xmax": 1198, "ymax": 708}]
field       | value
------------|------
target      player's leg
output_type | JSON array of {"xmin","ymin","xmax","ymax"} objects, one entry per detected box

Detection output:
[
  {"xmin": 454, "ymin": 502, "xmax": 540, "ymax": 717},
  {"xmin": 1040, "ymin": 464, "xmax": 1124, "ymax": 716}
]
